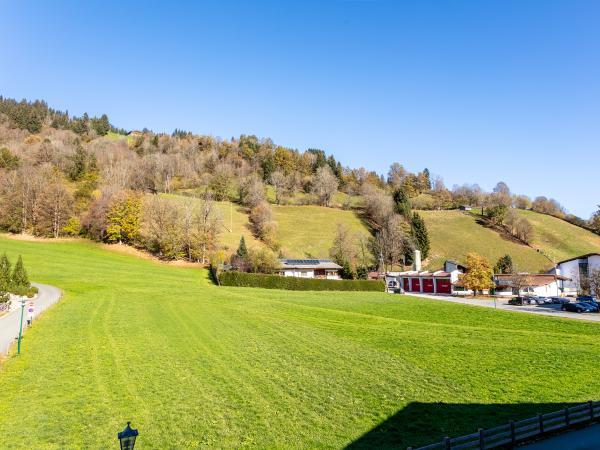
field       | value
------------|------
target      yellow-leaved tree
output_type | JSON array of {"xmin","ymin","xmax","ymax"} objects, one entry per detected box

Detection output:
[{"xmin": 462, "ymin": 252, "xmax": 495, "ymax": 296}]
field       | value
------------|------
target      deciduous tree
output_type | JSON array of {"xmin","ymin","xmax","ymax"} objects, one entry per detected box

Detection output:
[{"xmin": 462, "ymin": 252, "xmax": 494, "ymax": 295}]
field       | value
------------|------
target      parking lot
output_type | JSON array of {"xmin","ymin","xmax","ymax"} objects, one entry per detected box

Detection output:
[{"xmin": 409, "ymin": 294, "xmax": 600, "ymax": 323}]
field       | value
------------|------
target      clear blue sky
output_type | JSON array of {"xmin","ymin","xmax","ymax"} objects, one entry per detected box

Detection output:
[{"xmin": 2, "ymin": 1, "xmax": 598, "ymax": 218}]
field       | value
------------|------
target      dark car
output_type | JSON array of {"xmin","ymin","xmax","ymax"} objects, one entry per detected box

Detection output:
[
  {"xmin": 509, "ymin": 297, "xmax": 530, "ymax": 305},
  {"xmin": 549, "ymin": 297, "xmax": 570, "ymax": 305},
  {"xmin": 561, "ymin": 302, "xmax": 595, "ymax": 313},
  {"xmin": 577, "ymin": 297, "xmax": 599, "ymax": 312}
]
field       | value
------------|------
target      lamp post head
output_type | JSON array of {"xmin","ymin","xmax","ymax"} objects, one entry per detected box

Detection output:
[{"xmin": 117, "ymin": 422, "xmax": 138, "ymax": 450}]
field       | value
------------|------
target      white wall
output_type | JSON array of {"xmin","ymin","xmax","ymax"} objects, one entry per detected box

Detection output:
[
  {"xmin": 283, "ymin": 269, "xmax": 315, "ymax": 278},
  {"xmin": 557, "ymin": 255, "xmax": 600, "ymax": 294}
]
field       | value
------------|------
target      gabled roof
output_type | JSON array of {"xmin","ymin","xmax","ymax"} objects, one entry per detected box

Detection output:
[
  {"xmin": 494, "ymin": 273, "xmax": 571, "ymax": 287},
  {"xmin": 556, "ymin": 253, "xmax": 600, "ymax": 266},
  {"xmin": 277, "ymin": 259, "xmax": 342, "ymax": 270}
]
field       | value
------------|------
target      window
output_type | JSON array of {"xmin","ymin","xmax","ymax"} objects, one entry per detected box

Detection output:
[{"xmin": 579, "ymin": 261, "xmax": 589, "ymax": 280}]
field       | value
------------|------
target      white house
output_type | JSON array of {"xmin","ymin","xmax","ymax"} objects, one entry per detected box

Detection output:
[
  {"xmin": 276, "ymin": 259, "xmax": 342, "ymax": 280},
  {"xmin": 493, "ymin": 273, "xmax": 571, "ymax": 297},
  {"xmin": 550, "ymin": 253, "xmax": 600, "ymax": 296}
]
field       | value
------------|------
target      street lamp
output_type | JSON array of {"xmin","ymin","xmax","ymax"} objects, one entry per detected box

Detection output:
[
  {"xmin": 117, "ymin": 422, "xmax": 139, "ymax": 450},
  {"xmin": 17, "ymin": 296, "xmax": 26, "ymax": 354}
]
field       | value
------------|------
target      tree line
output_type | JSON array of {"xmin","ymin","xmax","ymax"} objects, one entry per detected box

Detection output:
[{"xmin": 0, "ymin": 95, "xmax": 598, "ymax": 270}]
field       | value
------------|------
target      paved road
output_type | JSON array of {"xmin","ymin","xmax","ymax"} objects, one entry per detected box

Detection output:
[
  {"xmin": 407, "ymin": 293, "xmax": 600, "ymax": 323},
  {"xmin": 0, "ymin": 283, "xmax": 62, "ymax": 355},
  {"xmin": 520, "ymin": 423, "xmax": 600, "ymax": 449}
]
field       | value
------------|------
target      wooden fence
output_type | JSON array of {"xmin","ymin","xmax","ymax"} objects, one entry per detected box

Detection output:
[{"xmin": 409, "ymin": 400, "xmax": 599, "ymax": 450}]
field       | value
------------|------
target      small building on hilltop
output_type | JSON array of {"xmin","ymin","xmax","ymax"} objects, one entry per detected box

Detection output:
[
  {"xmin": 493, "ymin": 273, "xmax": 571, "ymax": 297},
  {"xmin": 276, "ymin": 259, "xmax": 342, "ymax": 280}
]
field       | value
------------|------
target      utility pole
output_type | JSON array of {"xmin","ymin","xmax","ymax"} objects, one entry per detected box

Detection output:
[{"xmin": 17, "ymin": 297, "xmax": 26, "ymax": 354}]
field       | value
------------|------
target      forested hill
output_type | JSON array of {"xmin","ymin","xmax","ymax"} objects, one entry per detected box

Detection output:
[{"xmin": 1, "ymin": 96, "xmax": 599, "ymax": 274}]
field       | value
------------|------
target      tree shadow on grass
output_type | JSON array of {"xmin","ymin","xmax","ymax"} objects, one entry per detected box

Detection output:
[{"xmin": 345, "ymin": 401, "xmax": 582, "ymax": 449}]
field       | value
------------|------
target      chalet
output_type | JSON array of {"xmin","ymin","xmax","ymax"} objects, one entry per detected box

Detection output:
[
  {"xmin": 549, "ymin": 253, "xmax": 600, "ymax": 296},
  {"xmin": 276, "ymin": 259, "xmax": 342, "ymax": 280},
  {"xmin": 493, "ymin": 273, "xmax": 571, "ymax": 297}
]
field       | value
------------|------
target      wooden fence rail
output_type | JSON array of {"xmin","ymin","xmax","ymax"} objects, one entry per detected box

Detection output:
[{"xmin": 408, "ymin": 400, "xmax": 599, "ymax": 450}]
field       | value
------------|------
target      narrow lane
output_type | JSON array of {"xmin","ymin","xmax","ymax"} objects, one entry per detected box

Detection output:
[{"xmin": 0, "ymin": 283, "xmax": 62, "ymax": 355}]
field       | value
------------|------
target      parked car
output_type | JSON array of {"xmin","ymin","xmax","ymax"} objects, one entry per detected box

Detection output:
[
  {"xmin": 561, "ymin": 302, "xmax": 596, "ymax": 313},
  {"xmin": 549, "ymin": 297, "xmax": 570, "ymax": 305},
  {"xmin": 529, "ymin": 296, "xmax": 552, "ymax": 304},
  {"xmin": 577, "ymin": 296, "xmax": 599, "ymax": 312},
  {"xmin": 509, "ymin": 297, "xmax": 530, "ymax": 305}
]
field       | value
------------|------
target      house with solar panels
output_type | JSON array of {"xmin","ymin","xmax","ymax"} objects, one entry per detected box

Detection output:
[{"xmin": 276, "ymin": 259, "xmax": 343, "ymax": 280}]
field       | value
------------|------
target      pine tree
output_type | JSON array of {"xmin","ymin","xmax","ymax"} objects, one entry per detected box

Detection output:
[
  {"xmin": 11, "ymin": 255, "xmax": 30, "ymax": 289},
  {"xmin": 0, "ymin": 253, "xmax": 11, "ymax": 291},
  {"xmin": 236, "ymin": 236, "xmax": 248, "ymax": 260},
  {"xmin": 494, "ymin": 254, "xmax": 513, "ymax": 274},
  {"xmin": 411, "ymin": 212, "xmax": 430, "ymax": 259},
  {"xmin": 393, "ymin": 187, "xmax": 411, "ymax": 218}
]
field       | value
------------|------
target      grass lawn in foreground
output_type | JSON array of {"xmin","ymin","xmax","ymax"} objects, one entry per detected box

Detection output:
[{"xmin": 0, "ymin": 235, "xmax": 599, "ymax": 449}]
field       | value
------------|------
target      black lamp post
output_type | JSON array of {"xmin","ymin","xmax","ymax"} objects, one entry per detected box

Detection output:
[{"xmin": 117, "ymin": 422, "xmax": 138, "ymax": 450}]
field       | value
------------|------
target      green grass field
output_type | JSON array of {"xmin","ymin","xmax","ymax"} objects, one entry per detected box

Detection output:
[
  {"xmin": 0, "ymin": 236, "xmax": 599, "ymax": 449},
  {"xmin": 420, "ymin": 210, "xmax": 552, "ymax": 271},
  {"xmin": 516, "ymin": 209, "xmax": 600, "ymax": 263},
  {"xmin": 273, "ymin": 205, "xmax": 371, "ymax": 259}
]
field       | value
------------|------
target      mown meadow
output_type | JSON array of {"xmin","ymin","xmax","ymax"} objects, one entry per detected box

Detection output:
[{"xmin": 0, "ymin": 235, "xmax": 599, "ymax": 449}]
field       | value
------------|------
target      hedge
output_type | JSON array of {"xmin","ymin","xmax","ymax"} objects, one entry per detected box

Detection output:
[{"xmin": 218, "ymin": 271, "xmax": 385, "ymax": 292}]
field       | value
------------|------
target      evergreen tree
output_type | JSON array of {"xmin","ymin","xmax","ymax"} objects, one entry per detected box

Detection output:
[
  {"xmin": 356, "ymin": 266, "xmax": 368, "ymax": 280},
  {"xmin": 423, "ymin": 168, "xmax": 432, "ymax": 190},
  {"xmin": 11, "ymin": 255, "xmax": 30, "ymax": 289},
  {"xmin": 494, "ymin": 254, "xmax": 513, "ymax": 274},
  {"xmin": 340, "ymin": 260, "xmax": 356, "ymax": 280},
  {"xmin": 236, "ymin": 236, "xmax": 248, "ymax": 260},
  {"xmin": 393, "ymin": 187, "xmax": 411, "ymax": 218},
  {"xmin": 411, "ymin": 212, "xmax": 430, "ymax": 259},
  {"xmin": 0, "ymin": 253, "xmax": 11, "ymax": 291}
]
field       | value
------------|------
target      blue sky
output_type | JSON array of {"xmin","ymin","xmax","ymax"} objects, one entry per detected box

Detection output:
[{"xmin": 1, "ymin": 0, "xmax": 599, "ymax": 217}]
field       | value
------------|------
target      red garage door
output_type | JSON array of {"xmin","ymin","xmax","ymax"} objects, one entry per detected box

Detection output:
[
  {"xmin": 403, "ymin": 278, "xmax": 410, "ymax": 291},
  {"xmin": 411, "ymin": 278, "xmax": 421, "ymax": 292},
  {"xmin": 423, "ymin": 279, "xmax": 435, "ymax": 293},
  {"xmin": 436, "ymin": 278, "xmax": 452, "ymax": 294}
]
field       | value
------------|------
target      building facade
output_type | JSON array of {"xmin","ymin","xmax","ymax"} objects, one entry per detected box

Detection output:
[
  {"xmin": 551, "ymin": 253, "xmax": 600, "ymax": 296},
  {"xmin": 493, "ymin": 273, "xmax": 570, "ymax": 297}
]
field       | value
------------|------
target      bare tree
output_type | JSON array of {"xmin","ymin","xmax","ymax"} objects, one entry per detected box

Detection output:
[
  {"xmin": 311, "ymin": 166, "xmax": 338, "ymax": 207},
  {"xmin": 239, "ymin": 175, "xmax": 266, "ymax": 208},
  {"xmin": 370, "ymin": 215, "xmax": 413, "ymax": 270},
  {"xmin": 329, "ymin": 223, "xmax": 357, "ymax": 266},
  {"xmin": 249, "ymin": 201, "xmax": 277, "ymax": 248},
  {"xmin": 270, "ymin": 170, "xmax": 290, "ymax": 204}
]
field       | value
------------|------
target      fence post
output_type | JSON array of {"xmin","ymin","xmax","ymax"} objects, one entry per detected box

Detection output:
[
  {"xmin": 538, "ymin": 414, "xmax": 544, "ymax": 433},
  {"xmin": 478, "ymin": 428, "xmax": 485, "ymax": 449},
  {"xmin": 444, "ymin": 436, "xmax": 451, "ymax": 450},
  {"xmin": 564, "ymin": 408, "xmax": 570, "ymax": 426},
  {"xmin": 589, "ymin": 400, "xmax": 594, "ymax": 419},
  {"xmin": 509, "ymin": 420, "xmax": 516, "ymax": 444}
]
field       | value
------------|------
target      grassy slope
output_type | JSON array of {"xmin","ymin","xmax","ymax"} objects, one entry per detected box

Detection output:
[
  {"xmin": 420, "ymin": 210, "xmax": 551, "ymax": 271},
  {"xmin": 516, "ymin": 209, "xmax": 600, "ymax": 263},
  {"xmin": 0, "ymin": 236, "xmax": 599, "ymax": 449},
  {"xmin": 273, "ymin": 205, "xmax": 371, "ymax": 259}
]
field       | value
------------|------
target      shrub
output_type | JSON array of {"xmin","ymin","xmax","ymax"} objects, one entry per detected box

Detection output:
[{"xmin": 218, "ymin": 271, "xmax": 384, "ymax": 292}]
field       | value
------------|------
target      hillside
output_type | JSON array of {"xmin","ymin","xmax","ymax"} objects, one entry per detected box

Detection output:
[
  {"xmin": 1, "ymin": 235, "xmax": 599, "ymax": 448},
  {"xmin": 515, "ymin": 209, "xmax": 600, "ymax": 263},
  {"xmin": 415, "ymin": 210, "xmax": 553, "ymax": 271},
  {"xmin": 273, "ymin": 204, "xmax": 371, "ymax": 259},
  {"xmin": 165, "ymin": 194, "xmax": 600, "ymax": 270}
]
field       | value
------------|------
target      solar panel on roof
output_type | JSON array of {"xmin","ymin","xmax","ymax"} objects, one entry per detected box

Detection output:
[{"xmin": 285, "ymin": 259, "xmax": 320, "ymax": 264}]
